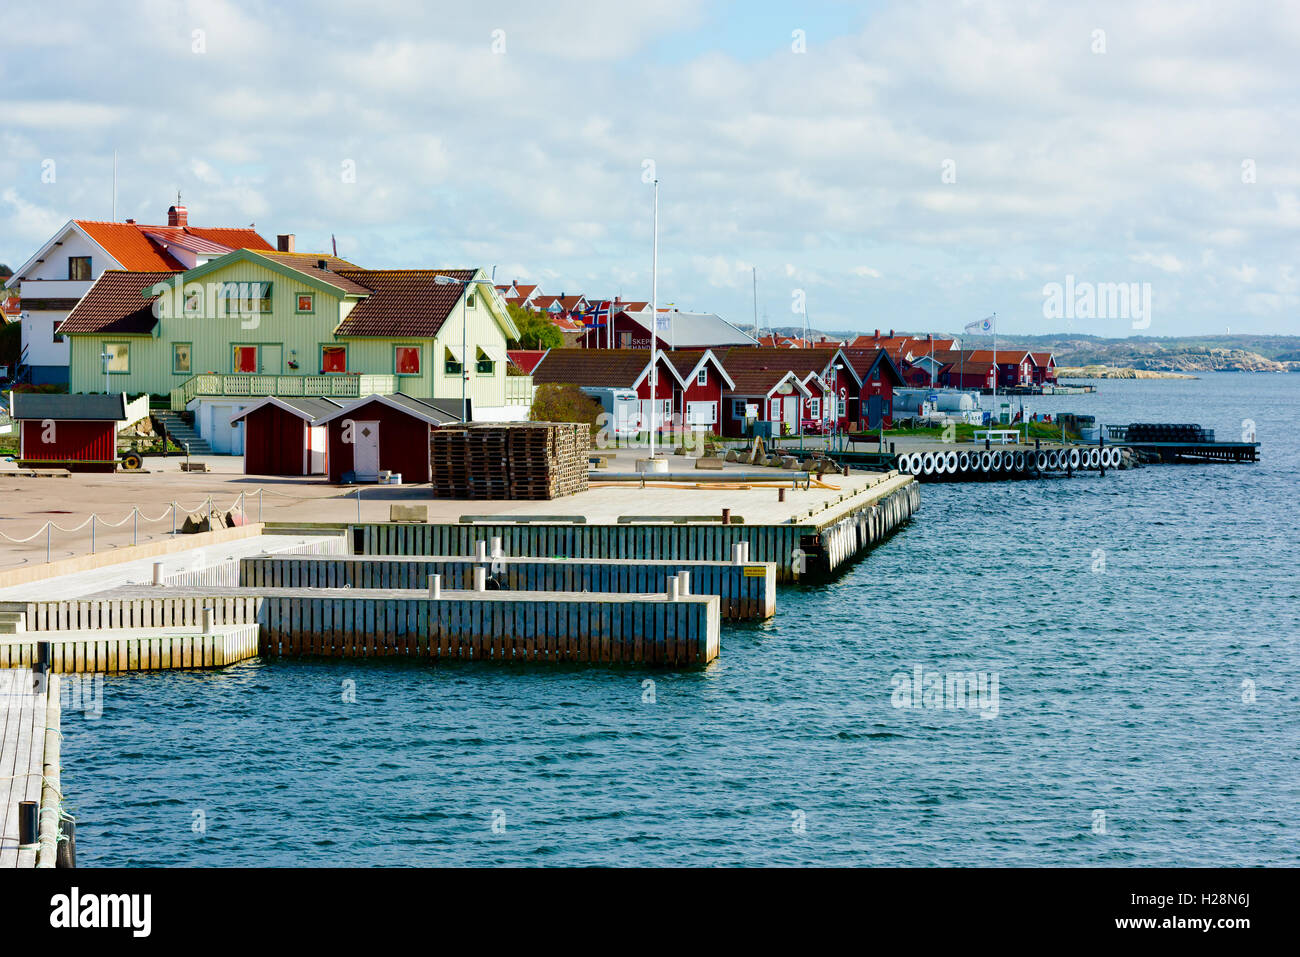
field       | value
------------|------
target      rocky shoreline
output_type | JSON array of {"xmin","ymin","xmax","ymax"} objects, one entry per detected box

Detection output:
[{"xmin": 1057, "ymin": 366, "xmax": 1197, "ymax": 379}]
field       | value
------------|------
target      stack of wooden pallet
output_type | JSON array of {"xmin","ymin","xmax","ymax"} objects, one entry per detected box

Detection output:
[{"xmin": 428, "ymin": 422, "xmax": 590, "ymax": 499}]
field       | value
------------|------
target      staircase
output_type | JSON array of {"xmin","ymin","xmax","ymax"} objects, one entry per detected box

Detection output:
[{"xmin": 154, "ymin": 410, "xmax": 212, "ymax": 454}]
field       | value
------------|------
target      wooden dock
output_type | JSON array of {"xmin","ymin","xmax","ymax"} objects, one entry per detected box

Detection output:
[
  {"xmin": 0, "ymin": 669, "xmax": 60, "ymax": 868},
  {"xmin": 239, "ymin": 555, "xmax": 776, "ymax": 620},
  {"xmin": 339, "ymin": 473, "xmax": 919, "ymax": 582},
  {"xmin": 0, "ymin": 624, "xmax": 261, "ymax": 673},
  {"xmin": 4, "ymin": 588, "xmax": 721, "ymax": 668}
]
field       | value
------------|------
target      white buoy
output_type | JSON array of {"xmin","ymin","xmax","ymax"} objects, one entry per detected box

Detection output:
[
  {"xmin": 1013, "ymin": 451, "xmax": 1026, "ymax": 471},
  {"xmin": 1068, "ymin": 448, "xmax": 1081, "ymax": 469},
  {"xmin": 957, "ymin": 450, "xmax": 971, "ymax": 472},
  {"xmin": 979, "ymin": 451, "xmax": 993, "ymax": 472},
  {"xmin": 990, "ymin": 450, "xmax": 1004, "ymax": 471},
  {"xmin": 934, "ymin": 452, "xmax": 948, "ymax": 476},
  {"xmin": 921, "ymin": 451, "xmax": 936, "ymax": 475},
  {"xmin": 944, "ymin": 450, "xmax": 959, "ymax": 474}
]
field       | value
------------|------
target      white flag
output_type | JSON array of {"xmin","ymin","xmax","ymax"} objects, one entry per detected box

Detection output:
[
  {"xmin": 965, "ymin": 316, "xmax": 994, "ymax": 334},
  {"xmin": 655, "ymin": 313, "xmax": 671, "ymax": 332}
]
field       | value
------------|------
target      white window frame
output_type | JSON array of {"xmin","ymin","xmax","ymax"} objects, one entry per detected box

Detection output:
[{"xmin": 696, "ymin": 367, "xmax": 707, "ymax": 386}]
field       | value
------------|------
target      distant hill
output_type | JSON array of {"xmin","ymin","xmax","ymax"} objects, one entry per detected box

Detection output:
[{"xmin": 764, "ymin": 328, "xmax": 1300, "ymax": 372}]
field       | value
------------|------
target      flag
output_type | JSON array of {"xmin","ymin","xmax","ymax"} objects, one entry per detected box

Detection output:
[
  {"xmin": 582, "ymin": 300, "xmax": 610, "ymax": 328},
  {"xmin": 654, "ymin": 312, "xmax": 671, "ymax": 333},
  {"xmin": 965, "ymin": 315, "xmax": 995, "ymax": 334}
]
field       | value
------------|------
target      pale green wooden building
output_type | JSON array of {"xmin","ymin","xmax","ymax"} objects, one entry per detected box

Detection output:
[{"xmin": 59, "ymin": 249, "xmax": 530, "ymax": 453}]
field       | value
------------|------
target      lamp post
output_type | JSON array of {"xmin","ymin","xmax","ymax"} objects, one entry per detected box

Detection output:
[
  {"xmin": 101, "ymin": 350, "xmax": 112, "ymax": 395},
  {"xmin": 434, "ymin": 273, "xmax": 498, "ymax": 423}
]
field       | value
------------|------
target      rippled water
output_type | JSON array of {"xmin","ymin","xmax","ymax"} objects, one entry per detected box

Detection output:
[{"xmin": 60, "ymin": 374, "xmax": 1300, "ymax": 866}]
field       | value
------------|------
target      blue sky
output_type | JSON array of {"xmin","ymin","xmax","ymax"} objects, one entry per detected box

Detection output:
[{"xmin": 2, "ymin": 0, "xmax": 1297, "ymax": 337}]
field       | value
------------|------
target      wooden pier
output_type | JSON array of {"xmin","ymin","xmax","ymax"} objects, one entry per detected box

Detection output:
[
  {"xmin": 0, "ymin": 624, "xmax": 261, "ymax": 673},
  {"xmin": 239, "ymin": 555, "xmax": 776, "ymax": 620},
  {"xmin": 256, "ymin": 588, "xmax": 719, "ymax": 665},
  {"xmin": 339, "ymin": 473, "xmax": 919, "ymax": 583},
  {"xmin": 4, "ymin": 587, "xmax": 721, "ymax": 667},
  {"xmin": 0, "ymin": 669, "xmax": 61, "ymax": 868}
]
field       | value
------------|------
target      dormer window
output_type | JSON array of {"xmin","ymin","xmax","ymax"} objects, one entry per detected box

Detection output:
[
  {"xmin": 68, "ymin": 256, "xmax": 91, "ymax": 281},
  {"xmin": 697, "ymin": 367, "xmax": 707, "ymax": 386}
]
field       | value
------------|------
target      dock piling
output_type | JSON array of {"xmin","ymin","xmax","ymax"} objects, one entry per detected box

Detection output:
[
  {"xmin": 666, "ymin": 578, "xmax": 680, "ymax": 600},
  {"xmin": 473, "ymin": 566, "xmax": 487, "ymax": 592},
  {"xmin": 428, "ymin": 574, "xmax": 441, "ymax": 599},
  {"xmin": 18, "ymin": 801, "xmax": 38, "ymax": 847},
  {"xmin": 677, "ymin": 571, "xmax": 691, "ymax": 595}
]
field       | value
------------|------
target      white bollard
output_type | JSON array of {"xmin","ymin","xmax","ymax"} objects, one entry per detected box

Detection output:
[
  {"xmin": 201, "ymin": 606, "xmax": 214, "ymax": 633},
  {"xmin": 475, "ymin": 539, "xmax": 488, "ymax": 561},
  {"xmin": 666, "ymin": 578, "xmax": 680, "ymax": 601},
  {"xmin": 677, "ymin": 570, "xmax": 691, "ymax": 595},
  {"xmin": 428, "ymin": 574, "xmax": 441, "ymax": 599},
  {"xmin": 490, "ymin": 536, "xmax": 503, "ymax": 558},
  {"xmin": 740, "ymin": 541, "xmax": 751, "ymax": 563},
  {"xmin": 152, "ymin": 562, "xmax": 164, "ymax": 587},
  {"xmin": 732, "ymin": 542, "xmax": 745, "ymax": 565},
  {"xmin": 473, "ymin": 566, "xmax": 487, "ymax": 592}
]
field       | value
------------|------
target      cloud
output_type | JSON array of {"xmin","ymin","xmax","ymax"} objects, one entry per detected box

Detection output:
[{"xmin": 0, "ymin": 0, "xmax": 1297, "ymax": 333}]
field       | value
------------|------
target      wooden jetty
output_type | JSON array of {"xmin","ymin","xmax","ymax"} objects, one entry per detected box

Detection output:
[
  {"xmin": 1103, "ymin": 424, "xmax": 1258, "ymax": 463},
  {"xmin": 4, "ymin": 587, "xmax": 720, "ymax": 667},
  {"xmin": 239, "ymin": 555, "xmax": 776, "ymax": 621},
  {"xmin": 254, "ymin": 588, "xmax": 719, "ymax": 665},
  {"xmin": 0, "ymin": 624, "xmax": 261, "ymax": 673},
  {"xmin": 337, "ymin": 473, "xmax": 919, "ymax": 583},
  {"xmin": 0, "ymin": 669, "xmax": 61, "ymax": 868}
]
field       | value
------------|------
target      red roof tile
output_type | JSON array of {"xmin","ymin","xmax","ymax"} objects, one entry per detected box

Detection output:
[
  {"xmin": 74, "ymin": 220, "xmax": 273, "ymax": 271},
  {"xmin": 331, "ymin": 269, "xmax": 477, "ymax": 337},
  {"xmin": 57, "ymin": 270, "xmax": 175, "ymax": 335}
]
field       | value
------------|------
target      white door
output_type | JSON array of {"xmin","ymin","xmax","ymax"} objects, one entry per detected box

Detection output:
[
  {"xmin": 208, "ymin": 404, "xmax": 235, "ymax": 454},
  {"xmin": 783, "ymin": 397, "xmax": 799, "ymax": 430},
  {"xmin": 353, "ymin": 421, "xmax": 380, "ymax": 476}
]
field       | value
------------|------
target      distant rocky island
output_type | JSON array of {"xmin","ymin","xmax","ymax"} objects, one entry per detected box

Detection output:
[
  {"xmin": 1056, "ymin": 366, "xmax": 1197, "ymax": 380},
  {"xmin": 781, "ymin": 328, "xmax": 1300, "ymax": 374}
]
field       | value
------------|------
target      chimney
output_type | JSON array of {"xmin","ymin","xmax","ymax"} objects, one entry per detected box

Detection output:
[
  {"xmin": 277, "ymin": 234, "xmax": 295, "ymax": 253},
  {"xmin": 889, "ymin": 328, "xmax": 895, "ymax": 337},
  {"xmin": 317, "ymin": 259, "xmax": 330, "ymax": 271},
  {"xmin": 874, "ymin": 328, "xmax": 880, "ymax": 338},
  {"xmin": 125, "ymin": 218, "xmax": 136, "ymax": 225},
  {"xmin": 168, "ymin": 204, "xmax": 188, "ymax": 227}
]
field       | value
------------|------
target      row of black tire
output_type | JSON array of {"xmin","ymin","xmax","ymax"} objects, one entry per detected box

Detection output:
[
  {"xmin": 896, "ymin": 445, "xmax": 1121, "ymax": 477},
  {"xmin": 1126, "ymin": 423, "xmax": 1212, "ymax": 443}
]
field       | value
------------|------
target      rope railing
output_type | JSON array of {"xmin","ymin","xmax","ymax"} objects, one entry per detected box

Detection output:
[{"xmin": 0, "ymin": 488, "xmax": 283, "ymax": 564}]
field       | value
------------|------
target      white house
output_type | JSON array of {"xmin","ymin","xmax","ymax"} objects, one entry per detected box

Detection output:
[{"xmin": 3, "ymin": 204, "xmax": 275, "ymax": 385}]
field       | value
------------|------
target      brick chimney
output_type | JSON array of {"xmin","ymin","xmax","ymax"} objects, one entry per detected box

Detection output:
[
  {"xmin": 277, "ymin": 234, "xmax": 295, "ymax": 253},
  {"xmin": 168, "ymin": 204, "xmax": 188, "ymax": 227},
  {"xmin": 889, "ymin": 328, "xmax": 895, "ymax": 337},
  {"xmin": 874, "ymin": 328, "xmax": 880, "ymax": 338}
]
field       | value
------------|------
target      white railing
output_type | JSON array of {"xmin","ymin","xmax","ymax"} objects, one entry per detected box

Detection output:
[
  {"xmin": 505, "ymin": 375, "xmax": 535, "ymax": 406},
  {"xmin": 171, "ymin": 373, "xmax": 401, "ymax": 410}
]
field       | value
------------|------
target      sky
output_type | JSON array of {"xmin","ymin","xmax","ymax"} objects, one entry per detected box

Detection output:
[{"xmin": 1, "ymin": 0, "xmax": 1298, "ymax": 337}]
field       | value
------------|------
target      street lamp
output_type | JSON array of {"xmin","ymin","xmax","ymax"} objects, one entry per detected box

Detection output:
[
  {"xmin": 434, "ymin": 273, "xmax": 497, "ymax": 423},
  {"xmin": 101, "ymin": 350, "xmax": 112, "ymax": 395}
]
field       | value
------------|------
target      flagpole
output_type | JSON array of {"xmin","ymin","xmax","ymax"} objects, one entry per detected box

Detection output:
[{"xmin": 649, "ymin": 179, "xmax": 659, "ymax": 460}]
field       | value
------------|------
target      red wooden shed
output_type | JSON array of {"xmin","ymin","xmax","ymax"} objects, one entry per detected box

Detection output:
[
  {"xmin": 229, "ymin": 396, "xmax": 342, "ymax": 476},
  {"xmin": 314, "ymin": 394, "xmax": 460, "ymax": 484},
  {"xmin": 10, "ymin": 392, "xmax": 125, "ymax": 472}
]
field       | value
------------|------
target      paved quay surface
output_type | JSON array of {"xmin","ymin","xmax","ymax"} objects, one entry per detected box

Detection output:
[{"xmin": 0, "ymin": 453, "xmax": 898, "ymax": 572}]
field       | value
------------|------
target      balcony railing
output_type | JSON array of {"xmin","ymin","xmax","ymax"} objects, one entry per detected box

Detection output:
[
  {"xmin": 170, "ymin": 373, "xmax": 401, "ymax": 411},
  {"xmin": 505, "ymin": 375, "xmax": 535, "ymax": 406}
]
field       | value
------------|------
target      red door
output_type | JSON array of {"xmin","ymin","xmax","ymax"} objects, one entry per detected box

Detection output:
[{"xmin": 233, "ymin": 346, "xmax": 257, "ymax": 373}]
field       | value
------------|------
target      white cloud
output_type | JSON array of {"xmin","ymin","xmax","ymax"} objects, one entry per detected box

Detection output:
[{"xmin": 0, "ymin": 0, "xmax": 1298, "ymax": 333}]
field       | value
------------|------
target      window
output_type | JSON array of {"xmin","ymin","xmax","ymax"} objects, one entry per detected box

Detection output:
[
  {"xmin": 321, "ymin": 345, "xmax": 347, "ymax": 373},
  {"xmin": 466, "ymin": 293, "xmax": 476, "ymax": 309},
  {"xmin": 395, "ymin": 345, "xmax": 421, "ymax": 376},
  {"xmin": 697, "ymin": 367, "xmax": 707, "ymax": 386},
  {"xmin": 475, "ymin": 348, "xmax": 494, "ymax": 375},
  {"xmin": 103, "ymin": 342, "xmax": 129, "ymax": 373},
  {"xmin": 232, "ymin": 345, "xmax": 258, "ymax": 373},
  {"xmin": 68, "ymin": 256, "xmax": 92, "ymax": 281},
  {"xmin": 219, "ymin": 281, "xmax": 272, "ymax": 316},
  {"xmin": 872, "ymin": 366, "xmax": 880, "ymax": 381},
  {"xmin": 296, "ymin": 293, "xmax": 315, "ymax": 314},
  {"xmin": 836, "ymin": 397, "xmax": 846, "ymax": 417},
  {"xmin": 808, "ymin": 397, "xmax": 821, "ymax": 418},
  {"xmin": 173, "ymin": 342, "xmax": 192, "ymax": 375},
  {"xmin": 444, "ymin": 347, "xmax": 463, "ymax": 376},
  {"xmin": 731, "ymin": 398, "xmax": 748, "ymax": 419}
]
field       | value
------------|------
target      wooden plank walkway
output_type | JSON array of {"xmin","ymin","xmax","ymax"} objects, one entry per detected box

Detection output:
[
  {"xmin": 239, "ymin": 555, "xmax": 776, "ymax": 620},
  {"xmin": 0, "ymin": 668, "xmax": 57, "ymax": 868}
]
